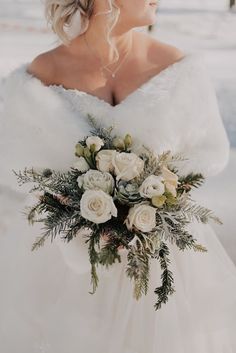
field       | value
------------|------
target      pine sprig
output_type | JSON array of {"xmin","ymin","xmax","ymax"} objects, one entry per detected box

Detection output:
[
  {"xmin": 136, "ymin": 146, "xmax": 162, "ymax": 183},
  {"xmin": 30, "ymin": 194, "xmax": 86, "ymax": 249},
  {"xmin": 178, "ymin": 173, "xmax": 205, "ymax": 192},
  {"xmin": 85, "ymin": 114, "xmax": 116, "ymax": 149},
  {"xmin": 31, "ymin": 212, "xmax": 73, "ymax": 250},
  {"xmin": 98, "ymin": 243, "xmax": 121, "ymax": 268},
  {"xmin": 154, "ymin": 243, "xmax": 175, "ymax": 310},
  {"xmin": 12, "ymin": 167, "xmax": 44, "ymax": 186},
  {"xmin": 31, "ymin": 234, "xmax": 48, "ymax": 251},
  {"xmin": 87, "ymin": 229, "xmax": 101, "ymax": 295},
  {"xmin": 13, "ymin": 167, "xmax": 81, "ymax": 199},
  {"xmin": 22, "ymin": 199, "xmax": 44, "ymax": 226},
  {"xmin": 192, "ymin": 243, "xmax": 208, "ymax": 252},
  {"xmin": 126, "ymin": 249, "xmax": 150, "ymax": 300},
  {"xmin": 174, "ymin": 228, "xmax": 207, "ymax": 252},
  {"xmin": 28, "ymin": 192, "xmax": 80, "ymax": 250},
  {"xmin": 180, "ymin": 203, "xmax": 223, "ymax": 225}
]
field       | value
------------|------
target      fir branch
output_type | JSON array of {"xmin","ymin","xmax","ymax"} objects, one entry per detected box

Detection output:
[
  {"xmin": 128, "ymin": 231, "xmax": 161, "ymax": 256},
  {"xmin": 157, "ymin": 150, "xmax": 172, "ymax": 166},
  {"xmin": 135, "ymin": 149, "xmax": 185, "ymax": 186},
  {"xmin": 169, "ymin": 152, "xmax": 189, "ymax": 164},
  {"xmin": 101, "ymin": 217, "xmax": 134, "ymax": 245},
  {"xmin": 174, "ymin": 228, "xmax": 208, "ymax": 252},
  {"xmin": 135, "ymin": 149, "xmax": 161, "ymax": 184},
  {"xmin": 36, "ymin": 197, "xmax": 78, "ymax": 244},
  {"xmin": 156, "ymin": 209, "xmax": 208, "ymax": 252},
  {"xmin": 63, "ymin": 217, "xmax": 89, "ymax": 242},
  {"xmin": 12, "ymin": 167, "xmax": 43, "ymax": 186},
  {"xmin": 180, "ymin": 203, "xmax": 222, "ymax": 225},
  {"xmin": 32, "ymin": 234, "xmax": 48, "ymax": 251},
  {"xmin": 85, "ymin": 114, "xmax": 116, "ymax": 149},
  {"xmin": 126, "ymin": 249, "xmax": 150, "ymax": 300},
  {"xmin": 178, "ymin": 173, "xmax": 205, "ymax": 192},
  {"xmin": 156, "ymin": 211, "xmax": 184, "ymax": 243},
  {"xmin": 87, "ymin": 229, "xmax": 101, "ymax": 295},
  {"xmin": 154, "ymin": 242, "xmax": 175, "ymax": 310},
  {"xmin": 13, "ymin": 167, "xmax": 81, "ymax": 199},
  {"xmin": 98, "ymin": 244, "xmax": 121, "ymax": 268},
  {"xmin": 192, "ymin": 243, "xmax": 208, "ymax": 252},
  {"xmin": 21, "ymin": 199, "xmax": 44, "ymax": 226},
  {"xmin": 89, "ymin": 263, "xmax": 99, "ymax": 295}
]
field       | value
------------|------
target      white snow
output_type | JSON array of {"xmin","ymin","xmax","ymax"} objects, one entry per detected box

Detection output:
[{"xmin": 0, "ymin": 0, "xmax": 236, "ymax": 262}]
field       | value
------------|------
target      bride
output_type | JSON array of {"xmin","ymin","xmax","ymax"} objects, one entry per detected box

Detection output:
[{"xmin": 0, "ymin": 1, "xmax": 236, "ymax": 352}]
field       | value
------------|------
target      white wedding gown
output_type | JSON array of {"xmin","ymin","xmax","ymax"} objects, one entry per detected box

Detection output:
[{"xmin": 0, "ymin": 52, "xmax": 236, "ymax": 353}]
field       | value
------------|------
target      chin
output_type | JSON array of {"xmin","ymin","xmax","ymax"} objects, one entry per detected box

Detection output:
[
  {"xmin": 137, "ymin": 8, "xmax": 158, "ymax": 27},
  {"xmin": 123, "ymin": 9, "xmax": 158, "ymax": 30},
  {"xmin": 147, "ymin": 14, "xmax": 157, "ymax": 26},
  {"xmin": 137, "ymin": 15, "xmax": 157, "ymax": 28}
]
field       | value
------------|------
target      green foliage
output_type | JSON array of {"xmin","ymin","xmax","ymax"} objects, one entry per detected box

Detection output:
[
  {"xmin": 180, "ymin": 203, "xmax": 223, "ymax": 225},
  {"xmin": 154, "ymin": 243, "xmax": 176, "ymax": 310},
  {"xmin": 174, "ymin": 228, "xmax": 207, "ymax": 252},
  {"xmin": 98, "ymin": 241, "xmax": 122, "ymax": 268},
  {"xmin": 178, "ymin": 173, "xmax": 205, "ymax": 193},
  {"xmin": 126, "ymin": 249, "xmax": 150, "ymax": 300},
  {"xmin": 31, "ymin": 234, "xmax": 48, "ymax": 251},
  {"xmin": 86, "ymin": 113, "xmax": 117, "ymax": 149},
  {"xmin": 13, "ymin": 167, "xmax": 82, "ymax": 200},
  {"xmin": 87, "ymin": 229, "xmax": 100, "ymax": 295}
]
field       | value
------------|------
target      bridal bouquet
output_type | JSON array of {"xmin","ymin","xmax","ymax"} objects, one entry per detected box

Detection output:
[{"xmin": 13, "ymin": 114, "xmax": 222, "ymax": 311}]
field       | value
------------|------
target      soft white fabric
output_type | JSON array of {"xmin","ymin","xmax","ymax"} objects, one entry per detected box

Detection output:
[{"xmin": 0, "ymin": 52, "xmax": 235, "ymax": 353}]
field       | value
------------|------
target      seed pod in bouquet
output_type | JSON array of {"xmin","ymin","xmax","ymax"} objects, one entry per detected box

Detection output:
[
  {"xmin": 151, "ymin": 195, "xmax": 167, "ymax": 208},
  {"xmin": 75, "ymin": 143, "xmax": 84, "ymax": 157},
  {"xmin": 124, "ymin": 134, "xmax": 132, "ymax": 149}
]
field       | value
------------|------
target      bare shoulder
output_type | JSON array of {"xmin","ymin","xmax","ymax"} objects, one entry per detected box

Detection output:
[
  {"xmin": 150, "ymin": 40, "xmax": 185, "ymax": 69},
  {"xmin": 153, "ymin": 40, "xmax": 184, "ymax": 61},
  {"xmin": 26, "ymin": 48, "xmax": 60, "ymax": 85},
  {"xmin": 136, "ymin": 32, "xmax": 185, "ymax": 67}
]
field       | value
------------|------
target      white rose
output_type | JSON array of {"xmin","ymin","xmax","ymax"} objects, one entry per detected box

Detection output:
[
  {"xmin": 95, "ymin": 149, "xmax": 116, "ymax": 173},
  {"xmin": 77, "ymin": 169, "xmax": 114, "ymax": 194},
  {"xmin": 73, "ymin": 157, "xmax": 90, "ymax": 173},
  {"xmin": 139, "ymin": 175, "xmax": 165, "ymax": 198},
  {"xmin": 80, "ymin": 189, "xmax": 117, "ymax": 224},
  {"xmin": 124, "ymin": 203, "xmax": 156, "ymax": 233},
  {"xmin": 112, "ymin": 152, "xmax": 144, "ymax": 181},
  {"xmin": 161, "ymin": 166, "xmax": 178, "ymax": 197},
  {"xmin": 86, "ymin": 136, "xmax": 104, "ymax": 152}
]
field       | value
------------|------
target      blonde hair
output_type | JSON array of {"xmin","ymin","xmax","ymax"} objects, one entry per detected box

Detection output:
[{"xmin": 44, "ymin": 0, "xmax": 121, "ymax": 61}]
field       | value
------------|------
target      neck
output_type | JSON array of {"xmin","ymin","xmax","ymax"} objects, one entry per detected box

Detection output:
[{"xmin": 74, "ymin": 13, "xmax": 134, "ymax": 67}]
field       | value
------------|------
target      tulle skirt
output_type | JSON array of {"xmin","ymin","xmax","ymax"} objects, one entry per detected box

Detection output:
[{"xmin": 0, "ymin": 195, "xmax": 236, "ymax": 353}]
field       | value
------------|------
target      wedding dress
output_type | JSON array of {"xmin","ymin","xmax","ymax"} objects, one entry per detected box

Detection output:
[{"xmin": 0, "ymin": 51, "xmax": 236, "ymax": 353}]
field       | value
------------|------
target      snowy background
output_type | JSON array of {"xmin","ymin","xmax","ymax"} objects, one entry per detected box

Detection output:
[{"xmin": 0, "ymin": 0, "xmax": 236, "ymax": 262}]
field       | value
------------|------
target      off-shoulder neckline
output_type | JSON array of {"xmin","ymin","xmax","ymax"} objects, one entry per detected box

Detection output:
[{"xmin": 15, "ymin": 52, "xmax": 199, "ymax": 111}]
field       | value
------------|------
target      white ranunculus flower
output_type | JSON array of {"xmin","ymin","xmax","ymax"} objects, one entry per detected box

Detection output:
[
  {"xmin": 77, "ymin": 169, "xmax": 114, "ymax": 194},
  {"xmin": 161, "ymin": 166, "xmax": 178, "ymax": 197},
  {"xmin": 73, "ymin": 157, "xmax": 90, "ymax": 173},
  {"xmin": 139, "ymin": 175, "xmax": 165, "ymax": 198},
  {"xmin": 86, "ymin": 136, "xmax": 104, "ymax": 152},
  {"xmin": 112, "ymin": 151, "xmax": 144, "ymax": 181},
  {"xmin": 80, "ymin": 189, "xmax": 117, "ymax": 224},
  {"xmin": 95, "ymin": 149, "xmax": 116, "ymax": 173},
  {"xmin": 124, "ymin": 202, "xmax": 157, "ymax": 233}
]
